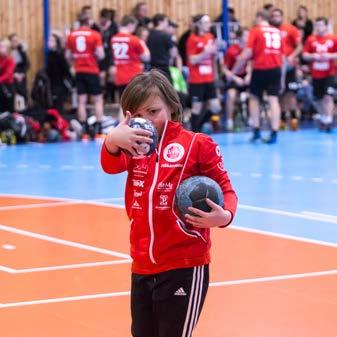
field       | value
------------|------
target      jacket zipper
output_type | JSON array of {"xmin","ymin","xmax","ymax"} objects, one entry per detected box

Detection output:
[{"xmin": 147, "ymin": 121, "xmax": 168, "ymax": 264}]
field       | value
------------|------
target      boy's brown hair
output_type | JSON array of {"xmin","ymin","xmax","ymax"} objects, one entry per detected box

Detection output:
[{"xmin": 120, "ymin": 69, "xmax": 183, "ymax": 122}]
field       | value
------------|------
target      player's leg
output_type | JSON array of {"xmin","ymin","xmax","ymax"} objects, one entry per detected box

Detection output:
[
  {"xmin": 153, "ymin": 265, "xmax": 209, "ymax": 337},
  {"xmin": 75, "ymin": 73, "xmax": 88, "ymax": 132},
  {"xmin": 265, "ymin": 95, "xmax": 281, "ymax": 143},
  {"xmin": 263, "ymin": 68, "xmax": 281, "ymax": 143},
  {"xmin": 77, "ymin": 94, "xmax": 88, "ymax": 124},
  {"xmin": 206, "ymin": 82, "xmax": 222, "ymax": 131},
  {"xmin": 131, "ymin": 273, "xmax": 156, "ymax": 337},
  {"xmin": 321, "ymin": 94, "xmax": 334, "ymax": 132},
  {"xmin": 281, "ymin": 69, "xmax": 299, "ymax": 130},
  {"xmin": 249, "ymin": 70, "xmax": 264, "ymax": 141},
  {"xmin": 88, "ymin": 73, "xmax": 103, "ymax": 136},
  {"xmin": 319, "ymin": 77, "xmax": 335, "ymax": 132},
  {"xmin": 226, "ymin": 88, "xmax": 238, "ymax": 131},
  {"xmin": 189, "ymin": 83, "xmax": 204, "ymax": 132},
  {"xmin": 312, "ymin": 78, "xmax": 326, "ymax": 130}
]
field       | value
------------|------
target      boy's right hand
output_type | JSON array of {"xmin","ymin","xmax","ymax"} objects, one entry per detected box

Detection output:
[{"xmin": 104, "ymin": 111, "xmax": 154, "ymax": 157}]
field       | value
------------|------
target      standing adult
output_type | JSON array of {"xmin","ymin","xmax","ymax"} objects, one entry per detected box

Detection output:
[
  {"xmin": 47, "ymin": 34, "xmax": 73, "ymax": 114},
  {"xmin": 147, "ymin": 13, "xmax": 177, "ymax": 81},
  {"xmin": 93, "ymin": 8, "xmax": 118, "ymax": 102},
  {"xmin": 270, "ymin": 8, "xmax": 302, "ymax": 130},
  {"xmin": 292, "ymin": 5, "xmax": 313, "ymax": 44},
  {"xmin": 232, "ymin": 10, "xmax": 284, "ymax": 144},
  {"xmin": 111, "ymin": 15, "xmax": 150, "ymax": 97},
  {"xmin": 66, "ymin": 13, "xmax": 105, "ymax": 137},
  {"xmin": 8, "ymin": 33, "xmax": 30, "ymax": 109},
  {"xmin": 302, "ymin": 17, "xmax": 337, "ymax": 132},
  {"xmin": 186, "ymin": 14, "xmax": 222, "ymax": 132}
]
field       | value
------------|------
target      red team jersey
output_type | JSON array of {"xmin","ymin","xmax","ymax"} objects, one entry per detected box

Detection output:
[
  {"xmin": 303, "ymin": 34, "xmax": 337, "ymax": 79},
  {"xmin": 247, "ymin": 25, "xmax": 283, "ymax": 70},
  {"xmin": 66, "ymin": 27, "xmax": 103, "ymax": 74},
  {"xmin": 111, "ymin": 32, "xmax": 145, "ymax": 86},
  {"xmin": 186, "ymin": 33, "xmax": 216, "ymax": 83},
  {"xmin": 224, "ymin": 44, "xmax": 247, "ymax": 76},
  {"xmin": 279, "ymin": 23, "xmax": 301, "ymax": 57}
]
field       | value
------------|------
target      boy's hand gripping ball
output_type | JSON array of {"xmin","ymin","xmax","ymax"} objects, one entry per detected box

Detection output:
[
  {"xmin": 175, "ymin": 176, "xmax": 224, "ymax": 220},
  {"xmin": 128, "ymin": 117, "xmax": 158, "ymax": 156}
]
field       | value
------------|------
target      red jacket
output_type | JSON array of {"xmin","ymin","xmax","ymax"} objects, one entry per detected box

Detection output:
[
  {"xmin": 0, "ymin": 55, "xmax": 15, "ymax": 84},
  {"xmin": 101, "ymin": 121, "xmax": 238, "ymax": 274}
]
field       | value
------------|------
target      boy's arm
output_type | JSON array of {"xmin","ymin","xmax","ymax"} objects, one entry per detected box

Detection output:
[
  {"xmin": 100, "ymin": 142, "xmax": 128, "ymax": 174},
  {"xmin": 197, "ymin": 134, "xmax": 238, "ymax": 226}
]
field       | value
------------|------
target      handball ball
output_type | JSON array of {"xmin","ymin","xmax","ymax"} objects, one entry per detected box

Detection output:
[
  {"xmin": 128, "ymin": 117, "xmax": 158, "ymax": 156},
  {"xmin": 175, "ymin": 176, "xmax": 224, "ymax": 219}
]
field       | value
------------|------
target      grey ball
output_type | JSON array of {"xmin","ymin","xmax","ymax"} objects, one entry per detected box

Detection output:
[
  {"xmin": 175, "ymin": 176, "xmax": 224, "ymax": 219},
  {"xmin": 128, "ymin": 117, "xmax": 158, "ymax": 156}
]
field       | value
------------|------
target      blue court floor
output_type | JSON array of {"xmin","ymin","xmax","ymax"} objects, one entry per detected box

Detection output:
[{"xmin": 1, "ymin": 129, "xmax": 336, "ymax": 245}]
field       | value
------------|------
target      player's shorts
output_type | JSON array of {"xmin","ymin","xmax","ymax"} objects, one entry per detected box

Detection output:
[
  {"xmin": 116, "ymin": 85, "xmax": 127, "ymax": 99},
  {"xmin": 189, "ymin": 82, "xmax": 217, "ymax": 103},
  {"xmin": 75, "ymin": 73, "xmax": 102, "ymax": 96},
  {"xmin": 250, "ymin": 67, "xmax": 281, "ymax": 99},
  {"xmin": 312, "ymin": 76, "xmax": 335, "ymax": 99},
  {"xmin": 285, "ymin": 68, "xmax": 298, "ymax": 92},
  {"xmin": 224, "ymin": 76, "xmax": 248, "ymax": 92}
]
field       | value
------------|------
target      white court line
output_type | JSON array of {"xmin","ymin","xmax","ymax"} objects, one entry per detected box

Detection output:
[
  {"xmin": 92, "ymin": 197, "xmax": 125, "ymax": 202},
  {"xmin": 311, "ymin": 177, "xmax": 324, "ymax": 183},
  {"xmin": 301, "ymin": 211, "xmax": 337, "ymax": 221},
  {"xmin": 239, "ymin": 204, "xmax": 337, "ymax": 224},
  {"xmin": 0, "ymin": 224, "xmax": 130, "ymax": 259},
  {"xmin": 232, "ymin": 225, "xmax": 337, "ymax": 248},
  {"xmin": 291, "ymin": 175, "xmax": 304, "ymax": 181},
  {"xmin": 1, "ymin": 193, "xmax": 337, "ymax": 244},
  {"xmin": 0, "ymin": 265, "xmax": 16, "ymax": 273},
  {"xmin": 1, "ymin": 269, "xmax": 336, "ymax": 308},
  {"xmin": 0, "ymin": 201, "xmax": 81, "ymax": 211},
  {"xmin": 250, "ymin": 173, "xmax": 262, "ymax": 178},
  {"xmin": 0, "ymin": 193, "xmax": 125, "ymax": 210},
  {"xmin": 9, "ymin": 259, "xmax": 132, "ymax": 274}
]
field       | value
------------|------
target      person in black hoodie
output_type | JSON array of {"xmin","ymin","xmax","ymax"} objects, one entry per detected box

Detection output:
[
  {"xmin": 46, "ymin": 33, "xmax": 73, "ymax": 114},
  {"xmin": 147, "ymin": 13, "xmax": 177, "ymax": 81}
]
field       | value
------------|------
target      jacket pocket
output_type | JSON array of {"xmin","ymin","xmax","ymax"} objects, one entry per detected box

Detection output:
[{"xmin": 175, "ymin": 219, "xmax": 207, "ymax": 243}]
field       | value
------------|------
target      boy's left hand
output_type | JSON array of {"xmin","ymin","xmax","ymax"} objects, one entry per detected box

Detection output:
[{"xmin": 185, "ymin": 198, "xmax": 232, "ymax": 228}]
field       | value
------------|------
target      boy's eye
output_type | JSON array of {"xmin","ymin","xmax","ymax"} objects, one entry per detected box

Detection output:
[{"xmin": 150, "ymin": 109, "xmax": 159, "ymax": 114}]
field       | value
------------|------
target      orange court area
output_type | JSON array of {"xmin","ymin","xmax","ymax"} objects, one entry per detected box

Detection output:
[{"xmin": 1, "ymin": 195, "xmax": 336, "ymax": 337}]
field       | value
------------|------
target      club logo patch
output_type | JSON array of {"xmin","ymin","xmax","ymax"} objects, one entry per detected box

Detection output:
[{"xmin": 163, "ymin": 143, "xmax": 185, "ymax": 163}]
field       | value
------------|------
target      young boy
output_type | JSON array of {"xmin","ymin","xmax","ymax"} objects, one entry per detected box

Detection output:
[{"xmin": 101, "ymin": 69, "xmax": 238, "ymax": 337}]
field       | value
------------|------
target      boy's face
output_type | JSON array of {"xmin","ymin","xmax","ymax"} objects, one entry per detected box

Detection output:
[{"xmin": 132, "ymin": 95, "xmax": 172, "ymax": 136}]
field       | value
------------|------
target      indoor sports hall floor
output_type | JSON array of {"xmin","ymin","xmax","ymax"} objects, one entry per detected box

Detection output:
[{"xmin": 1, "ymin": 129, "xmax": 336, "ymax": 337}]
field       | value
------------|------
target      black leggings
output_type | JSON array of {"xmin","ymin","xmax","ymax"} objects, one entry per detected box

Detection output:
[
  {"xmin": 0, "ymin": 84, "xmax": 15, "ymax": 112},
  {"xmin": 131, "ymin": 265, "xmax": 209, "ymax": 337}
]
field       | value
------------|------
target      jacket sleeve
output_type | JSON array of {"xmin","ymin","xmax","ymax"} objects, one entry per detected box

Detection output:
[
  {"xmin": 0, "ymin": 58, "xmax": 15, "ymax": 83},
  {"xmin": 100, "ymin": 141, "xmax": 128, "ymax": 174},
  {"xmin": 197, "ymin": 134, "xmax": 238, "ymax": 227}
]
